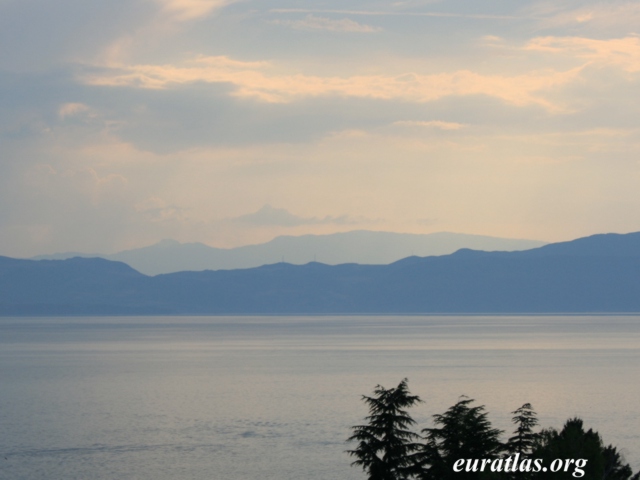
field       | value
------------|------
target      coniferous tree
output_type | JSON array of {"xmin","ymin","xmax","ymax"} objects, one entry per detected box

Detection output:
[
  {"xmin": 602, "ymin": 445, "xmax": 639, "ymax": 480},
  {"xmin": 347, "ymin": 378, "xmax": 422, "ymax": 480},
  {"xmin": 504, "ymin": 403, "xmax": 539, "ymax": 479},
  {"xmin": 416, "ymin": 396, "xmax": 503, "ymax": 480},
  {"xmin": 506, "ymin": 403, "xmax": 539, "ymax": 457},
  {"xmin": 532, "ymin": 418, "xmax": 638, "ymax": 480},
  {"xmin": 347, "ymin": 383, "xmax": 639, "ymax": 480}
]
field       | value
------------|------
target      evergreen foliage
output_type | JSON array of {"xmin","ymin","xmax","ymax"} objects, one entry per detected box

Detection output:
[
  {"xmin": 503, "ymin": 403, "xmax": 539, "ymax": 479},
  {"xmin": 347, "ymin": 378, "xmax": 423, "ymax": 480},
  {"xmin": 532, "ymin": 418, "xmax": 639, "ymax": 480},
  {"xmin": 506, "ymin": 403, "xmax": 539, "ymax": 457},
  {"xmin": 417, "ymin": 397, "xmax": 503, "ymax": 480},
  {"xmin": 347, "ymin": 381, "xmax": 639, "ymax": 480}
]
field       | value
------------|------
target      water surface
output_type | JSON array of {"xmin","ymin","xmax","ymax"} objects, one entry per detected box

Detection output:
[{"xmin": 1, "ymin": 315, "xmax": 639, "ymax": 479}]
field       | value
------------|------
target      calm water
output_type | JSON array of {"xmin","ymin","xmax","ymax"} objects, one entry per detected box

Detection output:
[{"xmin": 1, "ymin": 315, "xmax": 639, "ymax": 479}]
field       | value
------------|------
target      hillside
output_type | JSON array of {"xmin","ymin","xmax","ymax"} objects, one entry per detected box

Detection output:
[
  {"xmin": 4, "ymin": 232, "xmax": 640, "ymax": 315},
  {"xmin": 31, "ymin": 231, "xmax": 545, "ymax": 275}
]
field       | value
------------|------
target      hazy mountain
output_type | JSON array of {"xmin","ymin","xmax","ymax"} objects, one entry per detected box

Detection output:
[
  {"xmin": 5, "ymin": 231, "xmax": 640, "ymax": 315},
  {"xmin": 31, "ymin": 231, "xmax": 546, "ymax": 275}
]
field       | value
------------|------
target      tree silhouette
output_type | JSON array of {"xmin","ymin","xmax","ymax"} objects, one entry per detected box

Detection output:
[
  {"xmin": 533, "ymin": 418, "xmax": 639, "ymax": 480},
  {"xmin": 416, "ymin": 396, "xmax": 503, "ymax": 480},
  {"xmin": 506, "ymin": 403, "xmax": 538, "ymax": 457},
  {"xmin": 347, "ymin": 383, "xmax": 639, "ymax": 480},
  {"xmin": 347, "ymin": 378, "xmax": 422, "ymax": 480},
  {"xmin": 503, "ymin": 403, "xmax": 539, "ymax": 479}
]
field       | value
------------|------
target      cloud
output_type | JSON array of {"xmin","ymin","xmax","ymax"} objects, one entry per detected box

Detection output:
[
  {"xmin": 6, "ymin": 68, "xmax": 479, "ymax": 153},
  {"xmin": 25, "ymin": 166, "xmax": 129, "ymax": 202},
  {"xmin": 0, "ymin": 0, "xmax": 243, "ymax": 71},
  {"xmin": 0, "ymin": 0, "xmax": 153, "ymax": 70},
  {"xmin": 135, "ymin": 196, "xmax": 188, "ymax": 223},
  {"xmin": 272, "ymin": 15, "xmax": 380, "ymax": 33},
  {"xmin": 393, "ymin": 120, "xmax": 465, "ymax": 130},
  {"xmin": 6, "ymin": 0, "xmax": 640, "ymax": 259},
  {"xmin": 526, "ymin": 35, "xmax": 640, "ymax": 72},
  {"xmin": 269, "ymin": 9, "xmax": 525, "ymax": 20},
  {"xmin": 480, "ymin": 35, "xmax": 506, "ymax": 48},
  {"xmin": 229, "ymin": 205, "xmax": 359, "ymax": 227},
  {"xmin": 82, "ymin": 55, "xmax": 582, "ymax": 111},
  {"xmin": 58, "ymin": 103, "xmax": 89, "ymax": 118},
  {"xmin": 538, "ymin": 2, "xmax": 640, "ymax": 31},
  {"xmin": 155, "ymin": 0, "xmax": 239, "ymax": 21},
  {"xmin": 58, "ymin": 103, "xmax": 97, "ymax": 121}
]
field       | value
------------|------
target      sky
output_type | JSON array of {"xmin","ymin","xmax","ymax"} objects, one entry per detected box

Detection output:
[{"xmin": 1, "ymin": 0, "xmax": 640, "ymax": 256}]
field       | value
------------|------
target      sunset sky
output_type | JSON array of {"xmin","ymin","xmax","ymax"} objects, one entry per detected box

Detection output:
[{"xmin": 2, "ymin": 0, "xmax": 640, "ymax": 256}]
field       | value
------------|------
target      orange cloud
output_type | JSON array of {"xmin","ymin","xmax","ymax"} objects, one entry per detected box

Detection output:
[
  {"xmin": 83, "ymin": 55, "xmax": 581, "ymax": 111},
  {"xmin": 540, "ymin": 3, "xmax": 640, "ymax": 30},
  {"xmin": 58, "ymin": 103, "xmax": 91, "ymax": 119},
  {"xmin": 393, "ymin": 120, "xmax": 465, "ymax": 130},
  {"xmin": 526, "ymin": 36, "xmax": 640, "ymax": 72},
  {"xmin": 156, "ymin": 0, "xmax": 238, "ymax": 21}
]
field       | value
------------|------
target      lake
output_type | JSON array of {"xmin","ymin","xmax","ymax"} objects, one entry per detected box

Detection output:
[{"xmin": 1, "ymin": 315, "xmax": 639, "ymax": 479}]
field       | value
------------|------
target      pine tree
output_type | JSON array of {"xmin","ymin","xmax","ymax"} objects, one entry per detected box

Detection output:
[{"xmin": 347, "ymin": 378, "xmax": 423, "ymax": 480}]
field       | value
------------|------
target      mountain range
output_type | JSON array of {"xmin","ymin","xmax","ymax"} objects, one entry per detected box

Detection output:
[
  {"xmin": 3, "ymin": 231, "xmax": 640, "ymax": 315},
  {"xmin": 31, "ymin": 231, "xmax": 545, "ymax": 275}
]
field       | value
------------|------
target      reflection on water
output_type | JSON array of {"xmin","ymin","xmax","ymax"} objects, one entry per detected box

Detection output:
[{"xmin": 1, "ymin": 316, "xmax": 639, "ymax": 479}]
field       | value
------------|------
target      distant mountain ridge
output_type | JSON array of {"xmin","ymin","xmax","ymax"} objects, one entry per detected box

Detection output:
[
  {"xmin": 4, "ymin": 231, "xmax": 640, "ymax": 315},
  {"xmin": 31, "ymin": 231, "xmax": 545, "ymax": 275}
]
